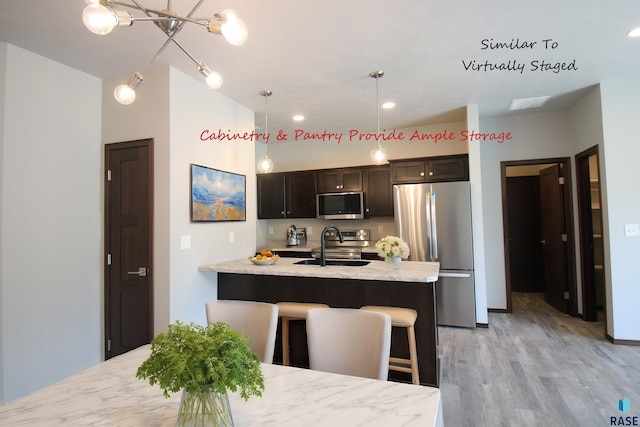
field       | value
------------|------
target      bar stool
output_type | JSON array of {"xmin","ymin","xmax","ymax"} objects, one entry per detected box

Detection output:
[
  {"xmin": 360, "ymin": 305, "xmax": 420, "ymax": 385},
  {"xmin": 276, "ymin": 302, "xmax": 329, "ymax": 366}
]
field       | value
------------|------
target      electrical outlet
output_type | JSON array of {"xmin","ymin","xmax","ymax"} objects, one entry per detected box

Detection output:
[
  {"xmin": 378, "ymin": 225, "xmax": 384, "ymax": 233},
  {"xmin": 624, "ymin": 224, "xmax": 640, "ymax": 237},
  {"xmin": 268, "ymin": 227, "xmax": 274, "ymax": 235},
  {"xmin": 180, "ymin": 235, "xmax": 191, "ymax": 250},
  {"xmin": 307, "ymin": 226, "xmax": 313, "ymax": 235}
]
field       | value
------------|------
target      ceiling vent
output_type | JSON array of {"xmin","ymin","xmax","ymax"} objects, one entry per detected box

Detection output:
[{"xmin": 508, "ymin": 96, "xmax": 551, "ymax": 111}]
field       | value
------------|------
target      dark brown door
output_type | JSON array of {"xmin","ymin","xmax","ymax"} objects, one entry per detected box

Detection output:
[
  {"xmin": 506, "ymin": 176, "xmax": 543, "ymax": 292},
  {"xmin": 576, "ymin": 147, "xmax": 605, "ymax": 323},
  {"xmin": 539, "ymin": 165, "xmax": 569, "ymax": 313},
  {"xmin": 105, "ymin": 139, "xmax": 153, "ymax": 359}
]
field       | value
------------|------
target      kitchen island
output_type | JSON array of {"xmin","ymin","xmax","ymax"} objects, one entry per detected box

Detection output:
[{"xmin": 199, "ymin": 257, "xmax": 440, "ymax": 386}]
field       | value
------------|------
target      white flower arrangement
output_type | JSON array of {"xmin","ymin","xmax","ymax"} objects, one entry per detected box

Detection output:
[{"xmin": 375, "ymin": 235, "xmax": 410, "ymax": 260}]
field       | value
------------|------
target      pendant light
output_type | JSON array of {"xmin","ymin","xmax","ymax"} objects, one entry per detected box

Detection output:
[
  {"xmin": 370, "ymin": 70, "xmax": 389, "ymax": 165},
  {"xmin": 257, "ymin": 90, "xmax": 274, "ymax": 173}
]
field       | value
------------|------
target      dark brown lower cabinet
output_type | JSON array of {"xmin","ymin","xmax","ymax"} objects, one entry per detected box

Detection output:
[{"xmin": 218, "ymin": 272, "xmax": 439, "ymax": 387}]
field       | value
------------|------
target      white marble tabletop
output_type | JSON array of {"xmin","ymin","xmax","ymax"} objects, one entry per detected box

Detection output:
[
  {"xmin": 0, "ymin": 345, "xmax": 443, "ymax": 427},
  {"xmin": 199, "ymin": 257, "xmax": 440, "ymax": 283}
]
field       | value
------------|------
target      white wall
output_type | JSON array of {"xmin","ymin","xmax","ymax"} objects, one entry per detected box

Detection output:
[
  {"xmin": 568, "ymin": 86, "xmax": 605, "ymax": 319},
  {"xmin": 477, "ymin": 111, "xmax": 574, "ymax": 310},
  {"xmin": 599, "ymin": 79, "xmax": 640, "ymax": 341},
  {"xmin": 265, "ymin": 121, "xmax": 468, "ymax": 173},
  {"xmin": 0, "ymin": 44, "xmax": 103, "ymax": 403},
  {"xmin": 103, "ymin": 66, "xmax": 256, "ymax": 331},
  {"xmin": 0, "ymin": 42, "xmax": 6, "ymax": 406},
  {"xmin": 466, "ymin": 104, "xmax": 489, "ymax": 325},
  {"xmin": 168, "ymin": 68, "xmax": 256, "ymax": 325}
]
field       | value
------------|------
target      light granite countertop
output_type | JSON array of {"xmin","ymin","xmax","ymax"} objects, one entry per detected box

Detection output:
[
  {"xmin": 0, "ymin": 345, "xmax": 443, "ymax": 426},
  {"xmin": 199, "ymin": 257, "xmax": 439, "ymax": 283}
]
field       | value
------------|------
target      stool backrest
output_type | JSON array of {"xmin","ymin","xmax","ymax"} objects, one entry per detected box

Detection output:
[
  {"xmin": 306, "ymin": 307, "xmax": 392, "ymax": 380},
  {"xmin": 205, "ymin": 300, "xmax": 278, "ymax": 363}
]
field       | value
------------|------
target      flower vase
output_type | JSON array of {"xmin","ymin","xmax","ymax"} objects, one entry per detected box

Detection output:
[
  {"xmin": 176, "ymin": 385, "xmax": 234, "ymax": 427},
  {"xmin": 386, "ymin": 255, "xmax": 402, "ymax": 270}
]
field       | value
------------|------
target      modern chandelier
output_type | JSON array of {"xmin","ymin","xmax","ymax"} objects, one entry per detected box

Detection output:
[
  {"xmin": 257, "ymin": 90, "xmax": 274, "ymax": 174},
  {"xmin": 369, "ymin": 70, "xmax": 389, "ymax": 165},
  {"xmin": 81, "ymin": 0, "xmax": 248, "ymax": 105}
]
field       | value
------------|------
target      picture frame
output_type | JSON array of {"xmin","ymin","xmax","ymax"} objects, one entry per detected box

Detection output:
[{"xmin": 190, "ymin": 164, "xmax": 246, "ymax": 222}]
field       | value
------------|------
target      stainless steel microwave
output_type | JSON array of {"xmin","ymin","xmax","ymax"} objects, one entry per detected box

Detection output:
[{"xmin": 316, "ymin": 192, "xmax": 365, "ymax": 220}]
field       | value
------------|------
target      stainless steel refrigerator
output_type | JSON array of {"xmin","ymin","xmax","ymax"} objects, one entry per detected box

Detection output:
[{"xmin": 394, "ymin": 182, "xmax": 476, "ymax": 328}]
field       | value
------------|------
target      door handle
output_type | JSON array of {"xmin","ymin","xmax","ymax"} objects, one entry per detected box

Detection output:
[
  {"xmin": 127, "ymin": 267, "xmax": 147, "ymax": 277},
  {"xmin": 540, "ymin": 239, "xmax": 546, "ymax": 245}
]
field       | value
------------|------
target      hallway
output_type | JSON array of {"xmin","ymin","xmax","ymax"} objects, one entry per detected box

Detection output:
[{"xmin": 439, "ymin": 292, "xmax": 640, "ymax": 426}]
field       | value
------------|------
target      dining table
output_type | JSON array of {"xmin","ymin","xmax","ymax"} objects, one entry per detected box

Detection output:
[{"xmin": 0, "ymin": 344, "xmax": 443, "ymax": 426}]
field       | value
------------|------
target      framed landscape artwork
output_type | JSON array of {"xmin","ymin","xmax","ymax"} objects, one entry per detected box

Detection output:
[{"xmin": 190, "ymin": 164, "xmax": 246, "ymax": 222}]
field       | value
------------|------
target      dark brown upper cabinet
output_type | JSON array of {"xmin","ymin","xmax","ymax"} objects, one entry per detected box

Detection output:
[
  {"xmin": 390, "ymin": 154, "xmax": 469, "ymax": 183},
  {"xmin": 317, "ymin": 168, "xmax": 363, "ymax": 193},
  {"xmin": 364, "ymin": 165, "xmax": 393, "ymax": 217},
  {"xmin": 257, "ymin": 171, "xmax": 316, "ymax": 219}
]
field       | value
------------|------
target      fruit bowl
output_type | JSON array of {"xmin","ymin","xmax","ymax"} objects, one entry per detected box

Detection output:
[
  {"xmin": 248, "ymin": 251, "xmax": 279, "ymax": 265},
  {"xmin": 249, "ymin": 257, "xmax": 277, "ymax": 265}
]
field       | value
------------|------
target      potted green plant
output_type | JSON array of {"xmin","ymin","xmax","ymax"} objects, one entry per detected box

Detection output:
[{"xmin": 136, "ymin": 321, "xmax": 265, "ymax": 427}]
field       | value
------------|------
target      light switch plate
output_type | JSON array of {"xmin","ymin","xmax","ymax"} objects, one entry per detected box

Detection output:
[
  {"xmin": 378, "ymin": 225, "xmax": 384, "ymax": 233},
  {"xmin": 307, "ymin": 226, "xmax": 313, "ymax": 235},
  {"xmin": 624, "ymin": 224, "xmax": 640, "ymax": 237},
  {"xmin": 229, "ymin": 231, "xmax": 235, "ymax": 243},
  {"xmin": 180, "ymin": 235, "xmax": 191, "ymax": 249},
  {"xmin": 268, "ymin": 227, "xmax": 274, "ymax": 235}
]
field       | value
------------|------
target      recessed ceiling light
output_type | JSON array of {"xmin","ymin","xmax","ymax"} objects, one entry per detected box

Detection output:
[
  {"xmin": 507, "ymin": 96, "xmax": 551, "ymax": 111},
  {"xmin": 292, "ymin": 115, "xmax": 305, "ymax": 121},
  {"xmin": 382, "ymin": 102, "xmax": 396, "ymax": 109},
  {"xmin": 628, "ymin": 27, "xmax": 640, "ymax": 38}
]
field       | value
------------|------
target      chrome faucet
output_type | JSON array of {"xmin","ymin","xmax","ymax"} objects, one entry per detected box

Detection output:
[{"xmin": 320, "ymin": 225, "xmax": 344, "ymax": 266}]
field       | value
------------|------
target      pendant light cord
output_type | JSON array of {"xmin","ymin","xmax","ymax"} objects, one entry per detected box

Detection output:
[
  {"xmin": 376, "ymin": 74, "xmax": 381, "ymax": 148},
  {"xmin": 265, "ymin": 93, "xmax": 268, "ymax": 154}
]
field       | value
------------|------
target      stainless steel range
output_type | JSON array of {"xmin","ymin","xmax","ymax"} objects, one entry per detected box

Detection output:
[{"xmin": 311, "ymin": 229, "xmax": 371, "ymax": 260}]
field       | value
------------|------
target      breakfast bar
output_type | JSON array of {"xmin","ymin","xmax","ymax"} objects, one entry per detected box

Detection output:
[{"xmin": 199, "ymin": 257, "xmax": 440, "ymax": 387}]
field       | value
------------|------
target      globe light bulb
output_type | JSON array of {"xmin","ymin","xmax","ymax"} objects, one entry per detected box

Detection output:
[
  {"xmin": 258, "ymin": 155, "xmax": 274, "ymax": 173},
  {"xmin": 82, "ymin": 3, "xmax": 117, "ymax": 35},
  {"xmin": 220, "ymin": 9, "xmax": 248, "ymax": 45},
  {"xmin": 114, "ymin": 84, "xmax": 136, "ymax": 105},
  {"xmin": 370, "ymin": 146, "xmax": 388, "ymax": 165},
  {"xmin": 205, "ymin": 71, "xmax": 223, "ymax": 89}
]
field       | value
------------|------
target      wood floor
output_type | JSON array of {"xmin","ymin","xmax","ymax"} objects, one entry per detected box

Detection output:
[{"xmin": 438, "ymin": 292, "xmax": 640, "ymax": 426}]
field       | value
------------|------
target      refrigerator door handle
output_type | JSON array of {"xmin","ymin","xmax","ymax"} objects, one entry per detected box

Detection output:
[
  {"xmin": 430, "ymin": 189, "xmax": 438, "ymax": 261},
  {"xmin": 425, "ymin": 190, "xmax": 432, "ymax": 260}
]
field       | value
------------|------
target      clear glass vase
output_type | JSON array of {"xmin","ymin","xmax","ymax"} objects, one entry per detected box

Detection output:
[
  {"xmin": 386, "ymin": 255, "xmax": 402, "ymax": 269},
  {"xmin": 176, "ymin": 385, "xmax": 234, "ymax": 427}
]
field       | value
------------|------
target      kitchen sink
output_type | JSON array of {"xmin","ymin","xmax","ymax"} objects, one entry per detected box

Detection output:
[{"xmin": 294, "ymin": 259, "xmax": 370, "ymax": 267}]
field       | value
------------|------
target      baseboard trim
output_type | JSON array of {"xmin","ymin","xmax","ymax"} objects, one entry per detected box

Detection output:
[
  {"xmin": 606, "ymin": 333, "xmax": 640, "ymax": 346},
  {"xmin": 488, "ymin": 308, "xmax": 509, "ymax": 313},
  {"xmin": 476, "ymin": 323, "xmax": 489, "ymax": 328}
]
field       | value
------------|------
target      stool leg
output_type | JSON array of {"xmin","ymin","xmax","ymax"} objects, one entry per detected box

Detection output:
[
  {"xmin": 407, "ymin": 325, "xmax": 420, "ymax": 385},
  {"xmin": 282, "ymin": 317, "xmax": 290, "ymax": 366}
]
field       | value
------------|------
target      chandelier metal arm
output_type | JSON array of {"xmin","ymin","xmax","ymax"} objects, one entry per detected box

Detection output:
[
  {"xmin": 88, "ymin": 0, "xmax": 245, "ymax": 104},
  {"xmin": 136, "ymin": 12, "xmax": 189, "ymax": 75}
]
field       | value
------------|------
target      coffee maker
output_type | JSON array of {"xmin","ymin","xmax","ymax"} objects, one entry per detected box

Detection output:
[
  {"xmin": 287, "ymin": 225, "xmax": 306, "ymax": 247},
  {"xmin": 287, "ymin": 225, "xmax": 299, "ymax": 246}
]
